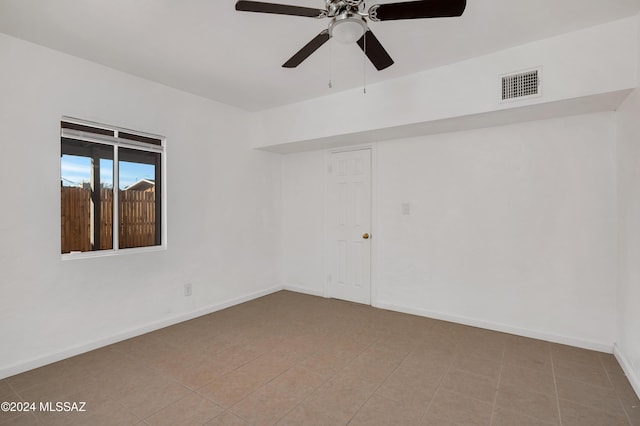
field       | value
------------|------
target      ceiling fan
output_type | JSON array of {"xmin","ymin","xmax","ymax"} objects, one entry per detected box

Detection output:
[{"xmin": 235, "ymin": 0, "xmax": 467, "ymax": 71}]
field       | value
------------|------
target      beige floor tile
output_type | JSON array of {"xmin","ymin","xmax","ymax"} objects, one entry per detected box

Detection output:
[
  {"xmin": 265, "ymin": 365, "xmax": 327, "ymax": 399},
  {"xmin": 456, "ymin": 334, "xmax": 506, "ymax": 362},
  {"xmin": 361, "ymin": 344, "xmax": 409, "ymax": 364},
  {"xmin": 0, "ymin": 386, "xmax": 25, "ymax": 424},
  {"xmin": 375, "ymin": 365, "xmax": 438, "ymax": 413},
  {"xmin": 553, "ymin": 358, "xmax": 613, "ymax": 388},
  {"xmin": 609, "ymin": 371, "xmax": 640, "ymax": 406},
  {"xmin": 349, "ymin": 394, "xmax": 422, "ymax": 425},
  {"xmin": 619, "ymin": 392, "xmax": 640, "ymax": 424},
  {"xmin": 440, "ymin": 369, "xmax": 498, "ymax": 403},
  {"xmin": 235, "ymin": 351, "xmax": 298, "ymax": 385},
  {"xmin": 421, "ymin": 413, "xmax": 460, "ymax": 426},
  {"xmin": 599, "ymin": 353, "xmax": 626, "ymax": 376},
  {"xmin": 506, "ymin": 335, "xmax": 550, "ymax": 349},
  {"xmin": 495, "ymin": 383, "xmax": 560, "ymax": 424},
  {"xmin": 425, "ymin": 389, "xmax": 493, "ymax": 426},
  {"xmin": 62, "ymin": 347, "xmax": 124, "ymax": 378},
  {"xmin": 0, "ymin": 381, "xmax": 14, "ymax": 400},
  {"xmin": 143, "ymin": 392, "xmax": 223, "ymax": 425},
  {"xmin": 16, "ymin": 375, "xmax": 82, "ymax": 403},
  {"xmin": 243, "ymin": 334, "xmax": 288, "ymax": 354},
  {"xmin": 499, "ymin": 364, "xmax": 556, "ymax": 395},
  {"xmin": 158, "ymin": 356, "xmax": 231, "ymax": 390},
  {"xmin": 117, "ymin": 379, "xmax": 190, "ymax": 419},
  {"xmin": 6, "ymin": 361, "xmax": 68, "ymax": 393},
  {"xmin": 204, "ymin": 410, "xmax": 250, "ymax": 425},
  {"xmin": 60, "ymin": 386, "xmax": 115, "ymax": 413},
  {"xmin": 74, "ymin": 364, "xmax": 144, "ymax": 400},
  {"xmin": 559, "ymin": 399, "xmax": 630, "ymax": 426},
  {"xmin": 557, "ymin": 377, "xmax": 624, "ymax": 416},
  {"xmin": 401, "ymin": 346, "xmax": 453, "ymax": 373},
  {"xmin": 491, "ymin": 407, "xmax": 558, "ymax": 426},
  {"xmin": 268, "ymin": 342, "xmax": 315, "ymax": 365},
  {"xmin": 550, "ymin": 344, "xmax": 604, "ymax": 370},
  {"xmin": 369, "ymin": 335, "xmax": 417, "ymax": 359},
  {"xmin": 106, "ymin": 367, "xmax": 170, "ymax": 400},
  {"xmin": 33, "ymin": 407, "xmax": 95, "ymax": 426},
  {"xmin": 624, "ymin": 404, "xmax": 640, "ymax": 426},
  {"xmin": 211, "ymin": 344, "xmax": 263, "ymax": 371},
  {"xmin": 276, "ymin": 402, "xmax": 342, "ymax": 425},
  {"xmin": 503, "ymin": 342, "xmax": 553, "ymax": 372},
  {"xmin": 197, "ymin": 370, "xmax": 266, "ymax": 408},
  {"xmin": 80, "ymin": 399, "xmax": 141, "ymax": 426},
  {"xmin": 415, "ymin": 336, "xmax": 459, "ymax": 356},
  {"xmin": 339, "ymin": 353, "xmax": 400, "ymax": 386},
  {"xmin": 430, "ymin": 321, "xmax": 470, "ymax": 337},
  {"xmin": 151, "ymin": 320, "xmax": 221, "ymax": 347},
  {"xmin": 302, "ymin": 374, "xmax": 377, "ymax": 423},
  {"xmin": 452, "ymin": 353, "xmax": 502, "ymax": 380},
  {"xmin": 74, "ymin": 347, "xmax": 144, "ymax": 375},
  {"xmin": 317, "ymin": 336, "xmax": 370, "ymax": 361},
  {"xmin": 456, "ymin": 340, "xmax": 505, "ymax": 362},
  {"xmin": 298, "ymin": 352, "xmax": 348, "ymax": 378},
  {"xmin": 146, "ymin": 348, "xmax": 205, "ymax": 373},
  {"xmin": 193, "ymin": 333, "xmax": 239, "ymax": 356},
  {"xmin": 0, "ymin": 412, "xmax": 40, "ymax": 425},
  {"xmin": 230, "ymin": 386, "xmax": 299, "ymax": 426},
  {"xmin": 113, "ymin": 335, "xmax": 182, "ymax": 367}
]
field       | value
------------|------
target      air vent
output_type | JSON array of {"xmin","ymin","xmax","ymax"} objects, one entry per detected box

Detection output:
[{"xmin": 501, "ymin": 68, "xmax": 541, "ymax": 101}]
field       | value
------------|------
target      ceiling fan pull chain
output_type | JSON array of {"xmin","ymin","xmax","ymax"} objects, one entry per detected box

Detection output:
[
  {"xmin": 328, "ymin": 37, "xmax": 333, "ymax": 89},
  {"xmin": 363, "ymin": 30, "xmax": 367, "ymax": 94}
]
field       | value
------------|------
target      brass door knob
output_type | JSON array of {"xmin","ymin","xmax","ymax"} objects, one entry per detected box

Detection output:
[{"xmin": 362, "ymin": 233, "xmax": 370, "ymax": 239}]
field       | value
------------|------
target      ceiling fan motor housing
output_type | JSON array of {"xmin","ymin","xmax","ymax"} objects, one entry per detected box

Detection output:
[{"xmin": 327, "ymin": 0, "xmax": 363, "ymax": 15}]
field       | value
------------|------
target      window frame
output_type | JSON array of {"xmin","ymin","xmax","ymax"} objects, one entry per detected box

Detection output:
[{"xmin": 60, "ymin": 117, "xmax": 167, "ymax": 260}]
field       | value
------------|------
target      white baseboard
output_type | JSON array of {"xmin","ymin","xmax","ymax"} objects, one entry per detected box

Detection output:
[
  {"xmin": 613, "ymin": 344, "xmax": 640, "ymax": 399},
  {"xmin": 0, "ymin": 284, "xmax": 283, "ymax": 380},
  {"xmin": 282, "ymin": 283, "xmax": 324, "ymax": 297},
  {"xmin": 373, "ymin": 300, "xmax": 614, "ymax": 353}
]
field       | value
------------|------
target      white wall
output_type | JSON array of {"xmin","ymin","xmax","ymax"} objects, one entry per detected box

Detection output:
[
  {"xmin": 616, "ymin": 86, "xmax": 640, "ymax": 395},
  {"xmin": 281, "ymin": 152, "xmax": 326, "ymax": 296},
  {"xmin": 258, "ymin": 16, "xmax": 637, "ymax": 148},
  {"xmin": 0, "ymin": 34, "xmax": 282, "ymax": 378},
  {"xmin": 282, "ymin": 112, "xmax": 618, "ymax": 351}
]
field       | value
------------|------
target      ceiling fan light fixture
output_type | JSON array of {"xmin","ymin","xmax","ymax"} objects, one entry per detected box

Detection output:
[{"xmin": 329, "ymin": 14, "xmax": 367, "ymax": 44}]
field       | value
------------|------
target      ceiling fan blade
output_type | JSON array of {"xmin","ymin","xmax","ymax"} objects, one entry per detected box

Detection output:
[
  {"xmin": 235, "ymin": 1, "xmax": 325, "ymax": 18},
  {"xmin": 370, "ymin": 0, "xmax": 466, "ymax": 21},
  {"xmin": 357, "ymin": 30, "xmax": 394, "ymax": 71},
  {"xmin": 283, "ymin": 30, "xmax": 331, "ymax": 68}
]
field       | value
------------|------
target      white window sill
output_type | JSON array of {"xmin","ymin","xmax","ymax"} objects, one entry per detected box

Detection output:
[{"xmin": 61, "ymin": 245, "xmax": 166, "ymax": 261}]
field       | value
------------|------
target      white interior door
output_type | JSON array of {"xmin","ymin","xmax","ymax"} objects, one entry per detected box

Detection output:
[{"xmin": 327, "ymin": 148, "xmax": 372, "ymax": 305}]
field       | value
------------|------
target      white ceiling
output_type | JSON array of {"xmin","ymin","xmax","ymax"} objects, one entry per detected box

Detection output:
[{"xmin": 1, "ymin": 0, "xmax": 639, "ymax": 111}]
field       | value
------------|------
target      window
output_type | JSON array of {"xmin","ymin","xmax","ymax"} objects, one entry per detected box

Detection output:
[{"xmin": 60, "ymin": 119, "xmax": 164, "ymax": 256}]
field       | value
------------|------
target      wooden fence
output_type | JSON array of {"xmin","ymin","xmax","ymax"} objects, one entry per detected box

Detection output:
[
  {"xmin": 61, "ymin": 187, "xmax": 92, "ymax": 253},
  {"xmin": 61, "ymin": 187, "xmax": 156, "ymax": 253},
  {"xmin": 118, "ymin": 190, "xmax": 156, "ymax": 249}
]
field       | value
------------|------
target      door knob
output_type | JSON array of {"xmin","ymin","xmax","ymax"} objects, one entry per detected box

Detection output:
[{"xmin": 362, "ymin": 233, "xmax": 370, "ymax": 239}]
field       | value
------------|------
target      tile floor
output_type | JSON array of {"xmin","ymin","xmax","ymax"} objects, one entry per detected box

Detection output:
[{"xmin": 1, "ymin": 291, "xmax": 638, "ymax": 425}]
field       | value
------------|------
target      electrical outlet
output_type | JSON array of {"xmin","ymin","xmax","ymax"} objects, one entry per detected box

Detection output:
[{"xmin": 184, "ymin": 283, "xmax": 192, "ymax": 297}]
